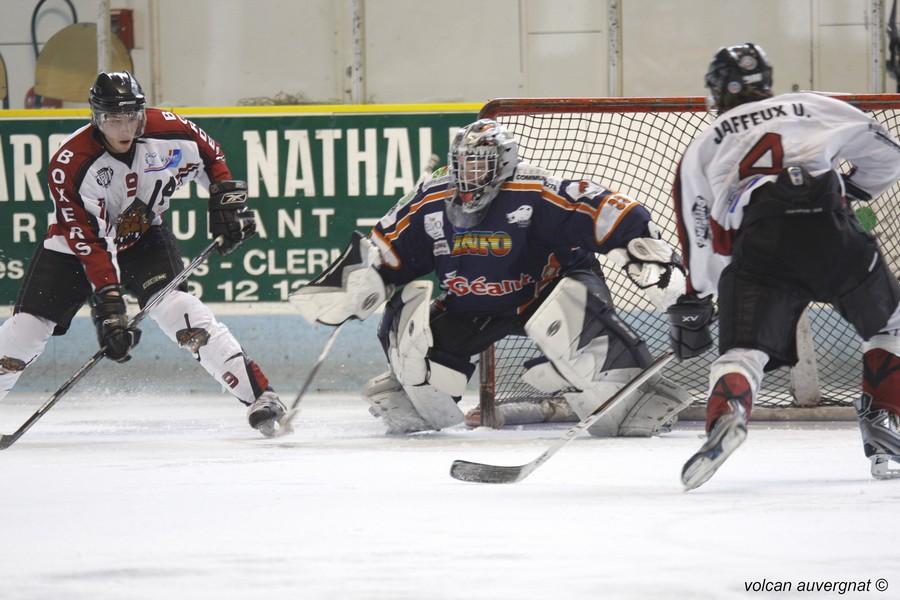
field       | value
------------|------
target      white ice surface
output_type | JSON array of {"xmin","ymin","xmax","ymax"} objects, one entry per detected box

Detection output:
[{"xmin": 0, "ymin": 392, "xmax": 898, "ymax": 600}]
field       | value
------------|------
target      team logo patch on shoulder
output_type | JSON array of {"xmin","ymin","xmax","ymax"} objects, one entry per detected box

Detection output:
[
  {"xmin": 95, "ymin": 167, "xmax": 114, "ymax": 188},
  {"xmin": 144, "ymin": 148, "xmax": 183, "ymax": 173},
  {"xmin": 422, "ymin": 172, "xmax": 452, "ymax": 191},
  {"xmin": 566, "ymin": 180, "xmax": 603, "ymax": 199},
  {"xmin": 506, "ymin": 205, "xmax": 533, "ymax": 226},
  {"xmin": 424, "ymin": 212, "xmax": 445, "ymax": 239}
]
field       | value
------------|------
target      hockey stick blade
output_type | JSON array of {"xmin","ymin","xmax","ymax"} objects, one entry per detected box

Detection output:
[
  {"xmin": 0, "ymin": 238, "xmax": 223, "ymax": 451},
  {"xmin": 449, "ymin": 352, "xmax": 676, "ymax": 484},
  {"xmin": 273, "ymin": 321, "xmax": 345, "ymax": 436}
]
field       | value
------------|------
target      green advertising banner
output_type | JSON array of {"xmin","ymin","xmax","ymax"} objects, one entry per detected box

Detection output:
[{"xmin": 0, "ymin": 105, "xmax": 479, "ymax": 305}]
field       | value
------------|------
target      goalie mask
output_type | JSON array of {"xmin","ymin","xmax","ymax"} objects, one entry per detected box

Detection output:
[
  {"xmin": 446, "ymin": 119, "xmax": 519, "ymax": 228},
  {"xmin": 89, "ymin": 71, "xmax": 147, "ymax": 153},
  {"xmin": 704, "ymin": 43, "xmax": 773, "ymax": 114}
]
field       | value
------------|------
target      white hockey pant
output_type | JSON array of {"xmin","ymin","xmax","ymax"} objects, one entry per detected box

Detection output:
[
  {"xmin": 0, "ymin": 312, "xmax": 55, "ymax": 402},
  {"xmin": 149, "ymin": 290, "xmax": 264, "ymax": 405}
]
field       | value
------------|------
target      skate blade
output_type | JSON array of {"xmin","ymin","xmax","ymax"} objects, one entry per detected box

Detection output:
[
  {"xmin": 870, "ymin": 455, "xmax": 900, "ymax": 480},
  {"xmin": 682, "ymin": 425, "xmax": 747, "ymax": 491},
  {"xmin": 256, "ymin": 414, "xmax": 295, "ymax": 439}
]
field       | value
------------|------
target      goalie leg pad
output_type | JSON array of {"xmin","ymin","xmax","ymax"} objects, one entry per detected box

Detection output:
[
  {"xmin": 524, "ymin": 275, "xmax": 651, "ymax": 383},
  {"xmin": 379, "ymin": 281, "xmax": 468, "ymax": 396},
  {"xmin": 405, "ymin": 382, "xmax": 465, "ymax": 431},
  {"xmin": 384, "ymin": 281, "xmax": 434, "ymax": 389},
  {"xmin": 521, "ymin": 357, "xmax": 571, "ymax": 394},
  {"xmin": 150, "ymin": 290, "xmax": 270, "ymax": 404},
  {"xmin": 563, "ymin": 367, "xmax": 643, "ymax": 437},
  {"xmin": 0, "ymin": 312, "xmax": 55, "ymax": 402},
  {"xmin": 525, "ymin": 275, "xmax": 654, "ymax": 437},
  {"xmin": 618, "ymin": 376, "xmax": 694, "ymax": 437},
  {"xmin": 364, "ymin": 371, "xmax": 431, "ymax": 434},
  {"xmin": 364, "ymin": 371, "xmax": 463, "ymax": 433}
]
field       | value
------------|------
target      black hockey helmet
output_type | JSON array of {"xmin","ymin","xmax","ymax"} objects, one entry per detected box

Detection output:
[
  {"xmin": 89, "ymin": 71, "xmax": 146, "ymax": 138},
  {"xmin": 705, "ymin": 43, "xmax": 773, "ymax": 113}
]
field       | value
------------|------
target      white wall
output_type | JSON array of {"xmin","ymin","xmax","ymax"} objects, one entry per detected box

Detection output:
[{"xmin": 0, "ymin": 0, "xmax": 891, "ymax": 109}]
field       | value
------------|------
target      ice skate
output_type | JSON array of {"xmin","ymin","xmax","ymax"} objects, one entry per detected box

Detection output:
[
  {"xmin": 681, "ymin": 400, "xmax": 748, "ymax": 491},
  {"xmin": 247, "ymin": 391, "xmax": 289, "ymax": 438},
  {"xmin": 855, "ymin": 394, "xmax": 900, "ymax": 480}
]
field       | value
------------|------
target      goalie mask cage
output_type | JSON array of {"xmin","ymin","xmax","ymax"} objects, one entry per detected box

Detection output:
[{"xmin": 477, "ymin": 95, "xmax": 900, "ymax": 426}]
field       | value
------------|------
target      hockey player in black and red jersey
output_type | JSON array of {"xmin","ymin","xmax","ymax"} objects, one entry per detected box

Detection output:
[
  {"xmin": 0, "ymin": 71, "xmax": 287, "ymax": 437},
  {"xmin": 671, "ymin": 43, "xmax": 900, "ymax": 489},
  {"xmin": 291, "ymin": 118, "xmax": 692, "ymax": 436}
]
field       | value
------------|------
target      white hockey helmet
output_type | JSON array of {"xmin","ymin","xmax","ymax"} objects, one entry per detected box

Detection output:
[{"xmin": 446, "ymin": 119, "xmax": 519, "ymax": 228}]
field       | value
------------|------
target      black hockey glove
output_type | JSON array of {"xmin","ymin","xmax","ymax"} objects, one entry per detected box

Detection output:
[
  {"xmin": 209, "ymin": 180, "xmax": 255, "ymax": 255},
  {"xmin": 666, "ymin": 294, "xmax": 715, "ymax": 360},
  {"xmin": 90, "ymin": 286, "xmax": 142, "ymax": 363}
]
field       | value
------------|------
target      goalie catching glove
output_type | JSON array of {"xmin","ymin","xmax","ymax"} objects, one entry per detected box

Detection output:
[
  {"xmin": 208, "ymin": 180, "xmax": 255, "ymax": 255},
  {"xmin": 290, "ymin": 231, "xmax": 392, "ymax": 325},
  {"xmin": 606, "ymin": 235, "xmax": 686, "ymax": 310}
]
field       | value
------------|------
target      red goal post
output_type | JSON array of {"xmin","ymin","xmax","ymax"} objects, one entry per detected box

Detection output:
[{"xmin": 476, "ymin": 95, "xmax": 900, "ymax": 427}]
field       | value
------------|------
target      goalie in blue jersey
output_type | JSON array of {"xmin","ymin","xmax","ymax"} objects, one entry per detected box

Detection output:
[{"xmin": 291, "ymin": 119, "xmax": 691, "ymax": 436}]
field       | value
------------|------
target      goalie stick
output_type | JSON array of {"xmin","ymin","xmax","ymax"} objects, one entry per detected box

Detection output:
[
  {"xmin": 0, "ymin": 237, "xmax": 224, "ymax": 451},
  {"xmin": 450, "ymin": 352, "xmax": 676, "ymax": 484},
  {"xmin": 272, "ymin": 321, "xmax": 345, "ymax": 436}
]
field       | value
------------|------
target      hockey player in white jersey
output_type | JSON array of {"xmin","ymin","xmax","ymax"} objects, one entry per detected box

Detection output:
[
  {"xmin": 0, "ymin": 72, "xmax": 287, "ymax": 437},
  {"xmin": 670, "ymin": 43, "xmax": 900, "ymax": 489}
]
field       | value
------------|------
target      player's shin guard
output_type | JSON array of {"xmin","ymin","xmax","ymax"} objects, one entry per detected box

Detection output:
[
  {"xmin": 856, "ymin": 344, "xmax": 900, "ymax": 478},
  {"xmin": 703, "ymin": 350, "xmax": 764, "ymax": 432},
  {"xmin": 149, "ymin": 291, "xmax": 274, "ymax": 406},
  {"xmin": 681, "ymin": 356, "xmax": 759, "ymax": 491},
  {"xmin": 861, "ymin": 345, "xmax": 900, "ymax": 415},
  {"xmin": 704, "ymin": 372, "xmax": 754, "ymax": 433},
  {"xmin": 0, "ymin": 313, "xmax": 55, "ymax": 402}
]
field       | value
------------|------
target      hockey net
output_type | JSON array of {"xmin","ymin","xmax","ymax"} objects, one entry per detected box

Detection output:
[{"xmin": 477, "ymin": 95, "xmax": 900, "ymax": 425}]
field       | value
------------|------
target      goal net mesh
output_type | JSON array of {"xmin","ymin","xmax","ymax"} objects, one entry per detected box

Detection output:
[{"xmin": 478, "ymin": 96, "xmax": 900, "ymax": 411}]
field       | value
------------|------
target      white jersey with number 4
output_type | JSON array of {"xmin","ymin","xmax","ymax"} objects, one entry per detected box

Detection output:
[{"xmin": 673, "ymin": 91, "xmax": 900, "ymax": 298}]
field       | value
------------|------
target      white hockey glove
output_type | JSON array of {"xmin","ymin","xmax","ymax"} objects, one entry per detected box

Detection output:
[
  {"xmin": 607, "ymin": 236, "xmax": 686, "ymax": 311},
  {"xmin": 290, "ymin": 231, "xmax": 392, "ymax": 325}
]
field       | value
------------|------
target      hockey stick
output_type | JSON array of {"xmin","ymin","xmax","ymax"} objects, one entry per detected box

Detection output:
[
  {"xmin": 273, "ymin": 321, "xmax": 345, "ymax": 436},
  {"xmin": 0, "ymin": 237, "xmax": 223, "ymax": 450},
  {"xmin": 450, "ymin": 351, "xmax": 676, "ymax": 484}
]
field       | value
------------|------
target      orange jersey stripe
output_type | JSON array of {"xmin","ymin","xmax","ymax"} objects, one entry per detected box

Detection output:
[
  {"xmin": 501, "ymin": 181, "xmax": 544, "ymax": 192},
  {"xmin": 384, "ymin": 189, "xmax": 454, "ymax": 242},
  {"xmin": 371, "ymin": 229, "xmax": 402, "ymax": 270}
]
